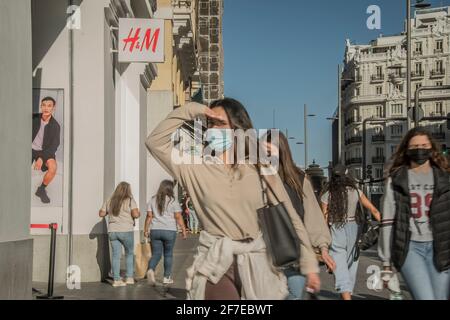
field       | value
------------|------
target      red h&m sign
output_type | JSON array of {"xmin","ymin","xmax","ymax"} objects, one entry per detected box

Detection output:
[{"xmin": 118, "ymin": 18, "xmax": 165, "ymax": 63}]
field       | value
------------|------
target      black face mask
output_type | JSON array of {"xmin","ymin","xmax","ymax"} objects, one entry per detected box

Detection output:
[{"xmin": 406, "ymin": 148, "xmax": 432, "ymax": 165}]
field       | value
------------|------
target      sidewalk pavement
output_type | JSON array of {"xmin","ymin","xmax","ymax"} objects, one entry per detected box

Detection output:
[{"xmin": 32, "ymin": 234, "xmax": 412, "ymax": 300}]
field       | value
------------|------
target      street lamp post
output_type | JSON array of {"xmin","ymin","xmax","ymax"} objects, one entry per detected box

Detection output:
[
  {"xmin": 338, "ymin": 65, "xmax": 342, "ymax": 164},
  {"xmin": 407, "ymin": 0, "xmax": 412, "ymax": 130},
  {"xmin": 304, "ymin": 104, "xmax": 316, "ymax": 169},
  {"xmin": 407, "ymin": 0, "xmax": 431, "ymax": 129},
  {"xmin": 333, "ymin": 68, "xmax": 354, "ymax": 166}
]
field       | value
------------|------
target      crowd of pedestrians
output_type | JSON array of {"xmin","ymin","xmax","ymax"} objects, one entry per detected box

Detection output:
[{"xmin": 96, "ymin": 97, "xmax": 449, "ymax": 300}]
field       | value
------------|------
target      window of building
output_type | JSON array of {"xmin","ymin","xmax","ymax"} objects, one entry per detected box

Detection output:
[
  {"xmin": 395, "ymin": 83, "xmax": 403, "ymax": 92},
  {"xmin": 391, "ymin": 104, "xmax": 403, "ymax": 115},
  {"xmin": 435, "ymin": 102, "xmax": 443, "ymax": 115},
  {"xmin": 391, "ymin": 124, "xmax": 403, "ymax": 136},
  {"xmin": 436, "ymin": 81, "xmax": 443, "ymax": 87},
  {"xmin": 200, "ymin": 2, "xmax": 208, "ymax": 9},
  {"xmin": 436, "ymin": 39, "xmax": 443, "ymax": 52},
  {"xmin": 415, "ymin": 62, "xmax": 422, "ymax": 74},
  {"xmin": 376, "ymin": 66, "xmax": 383, "ymax": 76},
  {"xmin": 355, "ymin": 168, "xmax": 362, "ymax": 180},
  {"xmin": 415, "ymin": 42, "xmax": 422, "ymax": 54},
  {"xmin": 394, "ymin": 67, "xmax": 402, "ymax": 77},
  {"xmin": 210, "ymin": 1, "xmax": 218, "ymax": 8},
  {"xmin": 391, "ymin": 145, "xmax": 398, "ymax": 155},
  {"xmin": 376, "ymin": 106, "xmax": 383, "ymax": 117},
  {"xmin": 436, "ymin": 60, "xmax": 444, "ymax": 72},
  {"xmin": 376, "ymin": 168, "xmax": 384, "ymax": 178},
  {"xmin": 355, "ymin": 87, "xmax": 360, "ymax": 96},
  {"xmin": 376, "ymin": 86, "xmax": 383, "ymax": 95},
  {"xmin": 415, "ymin": 82, "xmax": 422, "ymax": 91},
  {"xmin": 376, "ymin": 147, "xmax": 384, "ymax": 157}
]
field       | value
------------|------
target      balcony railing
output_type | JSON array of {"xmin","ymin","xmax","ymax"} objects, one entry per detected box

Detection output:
[
  {"xmin": 434, "ymin": 48, "xmax": 444, "ymax": 54},
  {"xmin": 389, "ymin": 72, "xmax": 406, "ymax": 79},
  {"xmin": 345, "ymin": 116, "xmax": 362, "ymax": 125},
  {"xmin": 372, "ymin": 156, "xmax": 386, "ymax": 164},
  {"xmin": 346, "ymin": 158, "xmax": 363, "ymax": 166},
  {"xmin": 432, "ymin": 132, "xmax": 446, "ymax": 140},
  {"xmin": 371, "ymin": 74, "xmax": 385, "ymax": 82},
  {"xmin": 429, "ymin": 111, "xmax": 445, "ymax": 117},
  {"xmin": 353, "ymin": 75, "xmax": 363, "ymax": 82},
  {"xmin": 372, "ymin": 134, "xmax": 385, "ymax": 142},
  {"xmin": 411, "ymin": 70, "xmax": 425, "ymax": 78},
  {"xmin": 345, "ymin": 136, "xmax": 362, "ymax": 145},
  {"xmin": 430, "ymin": 69, "xmax": 445, "ymax": 77}
]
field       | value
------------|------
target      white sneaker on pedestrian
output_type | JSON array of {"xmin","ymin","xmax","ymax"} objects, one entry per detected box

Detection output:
[
  {"xmin": 163, "ymin": 276, "xmax": 174, "ymax": 285},
  {"xmin": 112, "ymin": 280, "xmax": 126, "ymax": 287},
  {"xmin": 147, "ymin": 269, "xmax": 155, "ymax": 286},
  {"xmin": 125, "ymin": 277, "xmax": 135, "ymax": 285}
]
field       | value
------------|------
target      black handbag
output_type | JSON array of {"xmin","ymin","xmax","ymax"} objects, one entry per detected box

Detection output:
[
  {"xmin": 349, "ymin": 190, "xmax": 379, "ymax": 265},
  {"xmin": 257, "ymin": 173, "xmax": 301, "ymax": 270}
]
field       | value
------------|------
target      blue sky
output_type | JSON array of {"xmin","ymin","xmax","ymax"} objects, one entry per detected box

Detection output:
[{"xmin": 223, "ymin": 0, "xmax": 450, "ymax": 170}]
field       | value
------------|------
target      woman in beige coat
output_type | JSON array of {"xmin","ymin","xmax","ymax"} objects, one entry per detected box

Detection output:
[{"xmin": 146, "ymin": 98, "xmax": 320, "ymax": 300}]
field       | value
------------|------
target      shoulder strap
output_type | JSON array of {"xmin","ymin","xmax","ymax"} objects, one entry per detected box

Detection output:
[{"xmin": 257, "ymin": 166, "xmax": 284, "ymax": 205}]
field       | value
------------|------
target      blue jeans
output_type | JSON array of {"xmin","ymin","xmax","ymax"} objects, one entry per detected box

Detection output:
[
  {"xmin": 109, "ymin": 231, "xmax": 134, "ymax": 281},
  {"xmin": 188, "ymin": 209, "xmax": 199, "ymax": 232},
  {"xmin": 148, "ymin": 229, "xmax": 177, "ymax": 278},
  {"xmin": 283, "ymin": 268, "xmax": 306, "ymax": 300},
  {"xmin": 400, "ymin": 241, "xmax": 450, "ymax": 300},
  {"xmin": 329, "ymin": 222, "xmax": 359, "ymax": 294}
]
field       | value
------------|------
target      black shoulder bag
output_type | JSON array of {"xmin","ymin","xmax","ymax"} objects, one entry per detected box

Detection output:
[
  {"xmin": 257, "ymin": 173, "xmax": 301, "ymax": 270},
  {"xmin": 349, "ymin": 190, "xmax": 379, "ymax": 266}
]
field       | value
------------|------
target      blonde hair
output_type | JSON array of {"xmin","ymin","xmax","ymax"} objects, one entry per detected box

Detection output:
[{"xmin": 110, "ymin": 182, "xmax": 132, "ymax": 216}]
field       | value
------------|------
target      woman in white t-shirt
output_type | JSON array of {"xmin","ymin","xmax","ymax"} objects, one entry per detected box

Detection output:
[
  {"xmin": 144, "ymin": 180, "xmax": 187, "ymax": 285},
  {"xmin": 99, "ymin": 182, "xmax": 140, "ymax": 287}
]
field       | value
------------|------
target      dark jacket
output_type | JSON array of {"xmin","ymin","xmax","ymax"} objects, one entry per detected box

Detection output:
[
  {"xmin": 391, "ymin": 165, "xmax": 450, "ymax": 272},
  {"xmin": 32, "ymin": 113, "xmax": 61, "ymax": 159}
]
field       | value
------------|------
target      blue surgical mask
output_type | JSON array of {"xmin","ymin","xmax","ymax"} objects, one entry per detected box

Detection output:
[{"xmin": 205, "ymin": 128, "xmax": 234, "ymax": 155}]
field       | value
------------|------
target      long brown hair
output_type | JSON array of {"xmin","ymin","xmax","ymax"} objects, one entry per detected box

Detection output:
[
  {"xmin": 389, "ymin": 127, "xmax": 449, "ymax": 175},
  {"xmin": 155, "ymin": 180, "xmax": 175, "ymax": 215},
  {"xmin": 110, "ymin": 182, "xmax": 133, "ymax": 216},
  {"xmin": 274, "ymin": 132, "xmax": 305, "ymax": 197}
]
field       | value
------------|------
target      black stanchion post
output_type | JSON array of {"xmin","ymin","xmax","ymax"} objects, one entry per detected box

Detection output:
[{"xmin": 37, "ymin": 223, "xmax": 64, "ymax": 299}]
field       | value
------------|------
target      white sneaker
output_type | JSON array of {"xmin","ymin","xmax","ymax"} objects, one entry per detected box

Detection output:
[
  {"xmin": 147, "ymin": 269, "xmax": 155, "ymax": 286},
  {"xmin": 112, "ymin": 280, "xmax": 126, "ymax": 287},
  {"xmin": 163, "ymin": 276, "xmax": 174, "ymax": 285},
  {"xmin": 125, "ymin": 277, "xmax": 135, "ymax": 285}
]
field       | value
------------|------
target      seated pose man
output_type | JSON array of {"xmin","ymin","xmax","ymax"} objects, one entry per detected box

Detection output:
[{"xmin": 32, "ymin": 96, "xmax": 61, "ymax": 204}]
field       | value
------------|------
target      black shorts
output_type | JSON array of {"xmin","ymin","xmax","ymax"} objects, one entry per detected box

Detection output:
[{"xmin": 32, "ymin": 149, "xmax": 56, "ymax": 172}]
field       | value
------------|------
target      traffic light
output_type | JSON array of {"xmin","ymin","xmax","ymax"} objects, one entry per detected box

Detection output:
[{"xmin": 367, "ymin": 165, "xmax": 373, "ymax": 180}]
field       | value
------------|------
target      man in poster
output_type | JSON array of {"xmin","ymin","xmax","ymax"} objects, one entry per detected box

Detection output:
[{"xmin": 32, "ymin": 97, "xmax": 61, "ymax": 204}]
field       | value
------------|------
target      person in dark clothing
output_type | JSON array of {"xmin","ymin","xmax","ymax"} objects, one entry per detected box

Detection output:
[
  {"xmin": 32, "ymin": 97, "xmax": 61, "ymax": 204},
  {"xmin": 379, "ymin": 127, "xmax": 450, "ymax": 300},
  {"xmin": 264, "ymin": 131, "xmax": 331, "ymax": 299}
]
